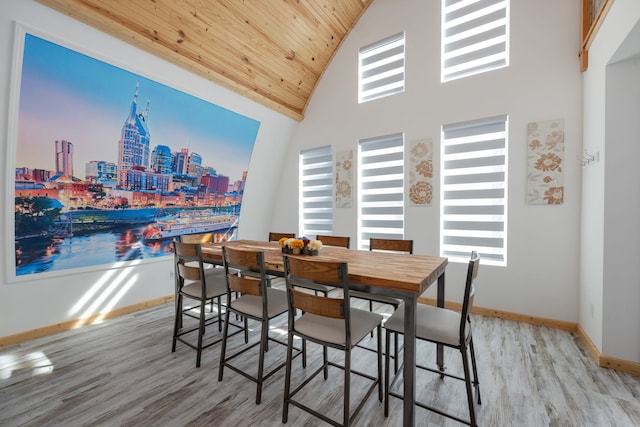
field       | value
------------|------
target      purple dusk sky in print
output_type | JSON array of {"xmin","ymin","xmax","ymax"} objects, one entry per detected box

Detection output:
[{"xmin": 17, "ymin": 33, "xmax": 260, "ymax": 181}]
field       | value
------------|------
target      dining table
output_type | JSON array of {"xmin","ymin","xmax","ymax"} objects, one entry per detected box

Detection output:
[{"xmin": 201, "ymin": 239, "xmax": 448, "ymax": 427}]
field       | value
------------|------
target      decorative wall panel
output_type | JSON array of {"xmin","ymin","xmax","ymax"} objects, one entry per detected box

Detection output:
[
  {"xmin": 408, "ymin": 139, "xmax": 433, "ymax": 207},
  {"xmin": 527, "ymin": 119, "xmax": 564, "ymax": 205},
  {"xmin": 335, "ymin": 149, "xmax": 353, "ymax": 208}
]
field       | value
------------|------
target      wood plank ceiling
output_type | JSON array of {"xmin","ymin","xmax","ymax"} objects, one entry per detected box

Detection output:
[{"xmin": 36, "ymin": 0, "xmax": 373, "ymax": 121}]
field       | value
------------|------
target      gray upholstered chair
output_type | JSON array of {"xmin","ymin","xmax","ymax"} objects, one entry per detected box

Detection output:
[
  {"xmin": 350, "ymin": 238, "xmax": 413, "ymax": 372},
  {"xmin": 172, "ymin": 241, "xmax": 227, "ymax": 367},
  {"xmin": 179, "ymin": 232, "xmax": 221, "ymax": 312},
  {"xmin": 266, "ymin": 232, "xmax": 296, "ymax": 287},
  {"xmin": 218, "ymin": 245, "xmax": 295, "ymax": 404},
  {"xmin": 282, "ymin": 255, "xmax": 383, "ymax": 427},
  {"xmin": 384, "ymin": 251, "xmax": 481, "ymax": 426},
  {"xmin": 285, "ymin": 234, "xmax": 351, "ymax": 297}
]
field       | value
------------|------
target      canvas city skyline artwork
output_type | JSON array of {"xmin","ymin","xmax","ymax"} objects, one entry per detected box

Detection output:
[{"xmin": 13, "ymin": 33, "xmax": 260, "ymax": 277}]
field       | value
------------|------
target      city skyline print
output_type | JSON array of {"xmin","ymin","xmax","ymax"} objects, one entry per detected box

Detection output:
[{"xmin": 12, "ymin": 32, "xmax": 260, "ymax": 279}]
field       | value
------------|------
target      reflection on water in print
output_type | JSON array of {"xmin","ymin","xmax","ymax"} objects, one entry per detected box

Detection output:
[{"xmin": 14, "ymin": 226, "xmax": 236, "ymax": 276}]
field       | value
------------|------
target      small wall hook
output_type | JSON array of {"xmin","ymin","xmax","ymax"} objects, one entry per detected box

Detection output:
[{"xmin": 580, "ymin": 149, "xmax": 599, "ymax": 166}]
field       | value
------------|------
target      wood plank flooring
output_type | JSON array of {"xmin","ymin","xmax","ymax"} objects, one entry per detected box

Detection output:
[{"xmin": 1, "ymin": 301, "xmax": 639, "ymax": 426}]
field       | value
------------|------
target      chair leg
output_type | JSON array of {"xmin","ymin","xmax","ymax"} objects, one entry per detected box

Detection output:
[
  {"xmin": 234, "ymin": 291, "xmax": 240, "ymax": 320},
  {"xmin": 469, "ymin": 335, "xmax": 481, "ymax": 405},
  {"xmin": 344, "ymin": 347, "xmax": 351, "ymax": 427},
  {"xmin": 218, "ymin": 309, "xmax": 231, "ymax": 381},
  {"xmin": 217, "ymin": 297, "xmax": 222, "ymax": 332},
  {"xmin": 196, "ymin": 299, "xmax": 206, "ymax": 368},
  {"xmin": 461, "ymin": 345, "xmax": 477, "ymax": 427},
  {"xmin": 323, "ymin": 345, "xmax": 329, "ymax": 380},
  {"xmin": 172, "ymin": 293, "xmax": 182, "ymax": 352},
  {"xmin": 369, "ymin": 300, "xmax": 374, "ymax": 337},
  {"xmin": 256, "ymin": 319, "xmax": 269, "ymax": 404},
  {"xmin": 394, "ymin": 331, "xmax": 399, "ymax": 374},
  {"xmin": 377, "ymin": 324, "xmax": 383, "ymax": 402},
  {"xmin": 384, "ymin": 329, "xmax": 391, "ymax": 416},
  {"xmin": 302, "ymin": 339, "xmax": 307, "ymax": 368},
  {"xmin": 282, "ymin": 332, "xmax": 294, "ymax": 423}
]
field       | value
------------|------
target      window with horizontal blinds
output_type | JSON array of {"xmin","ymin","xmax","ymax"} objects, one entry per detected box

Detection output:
[
  {"xmin": 359, "ymin": 32, "xmax": 405, "ymax": 103},
  {"xmin": 299, "ymin": 146, "xmax": 333, "ymax": 238},
  {"xmin": 441, "ymin": 116, "xmax": 508, "ymax": 266},
  {"xmin": 358, "ymin": 133, "xmax": 404, "ymax": 250},
  {"xmin": 441, "ymin": 0, "xmax": 509, "ymax": 82}
]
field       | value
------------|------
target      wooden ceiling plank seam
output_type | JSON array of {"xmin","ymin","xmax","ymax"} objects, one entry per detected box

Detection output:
[
  {"xmin": 158, "ymin": 9, "xmax": 311, "ymax": 111},
  {"xmin": 298, "ymin": 0, "xmax": 351, "ymax": 36},
  {"xmin": 168, "ymin": 3, "xmax": 304, "ymax": 83},
  {"xmin": 306, "ymin": 0, "xmax": 365, "ymax": 34},
  {"xmin": 176, "ymin": 38, "xmax": 310, "ymax": 109},
  {"xmin": 287, "ymin": 1, "xmax": 370, "ymax": 68},
  {"xmin": 213, "ymin": 1, "xmax": 325, "ymax": 85},
  {"xmin": 168, "ymin": 2, "xmax": 312, "ymax": 108},
  {"xmin": 178, "ymin": 1, "xmax": 312, "ymax": 91},
  {"xmin": 247, "ymin": 1, "xmax": 339, "ymax": 67},
  {"xmin": 262, "ymin": 15, "xmax": 335, "ymax": 71}
]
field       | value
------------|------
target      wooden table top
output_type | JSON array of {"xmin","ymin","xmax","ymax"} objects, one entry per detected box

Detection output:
[{"xmin": 201, "ymin": 239, "xmax": 448, "ymax": 295}]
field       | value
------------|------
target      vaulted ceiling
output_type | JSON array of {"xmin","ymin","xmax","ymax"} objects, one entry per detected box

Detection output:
[{"xmin": 36, "ymin": 0, "xmax": 374, "ymax": 121}]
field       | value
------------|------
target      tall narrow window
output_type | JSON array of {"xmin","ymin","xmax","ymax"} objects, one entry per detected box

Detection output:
[
  {"xmin": 441, "ymin": 116, "xmax": 508, "ymax": 265},
  {"xmin": 441, "ymin": 0, "xmax": 509, "ymax": 82},
  {"xmin": 358, "ymin": 133, "xmax": 404, "ymax": 250},
  {"xmin": 299, "ymin": 146, "xmax": 333, "ymax": 238},
  {"xmin": 359, "ymin": 32, "xmax": 405, "ymax": 103}
]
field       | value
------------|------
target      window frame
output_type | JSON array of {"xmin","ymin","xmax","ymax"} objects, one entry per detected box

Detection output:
[
  {"xmin": 358, "ymin": 32, "xmax": 406, "ymax": 104},
  {"xmin": 299, "ymin": 146, "xmax": 334, "ymax": 239},
  {"xmin": 357, "ymin": 133, "xmax": 405, "ymax": 250},
  {"xmin": 440, "ymin": 115, "xmax": 508, "ymax": 266},
  {"xmin": 441, "ymin": 0, "xmax": 510, "ymax": 82}
]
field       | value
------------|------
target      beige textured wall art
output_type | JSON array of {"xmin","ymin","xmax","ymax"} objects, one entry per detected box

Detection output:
[
  {"xmin": 335, "ymin": 149, "xmax": 353, "ymax": 208},
  {"xmin": 527, "ymin": 119, "xmax": 564, "ymax": 205},
  {"xmin": 408, "ymin": 139, "xmax": 433, "ymax": 207}
]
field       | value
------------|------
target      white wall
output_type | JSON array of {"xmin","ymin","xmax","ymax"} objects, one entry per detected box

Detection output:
[
  {"xmin": 275, "ymin": 0, "xmax": 584, "ymax": 320},
  {"xmin": 582, "ymin": 0, "xmax": 640, "ymax": 361},
  {"xmin": 0, "ymin": 0, "xmax": 296, "ymax": 338}
]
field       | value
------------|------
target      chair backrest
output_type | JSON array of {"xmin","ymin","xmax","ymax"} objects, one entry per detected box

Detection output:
[
  {"xmin": 222, "ymin": 246, "xmax": 267, "ymax": 299},
  {"xmin": 180, "ymin": 232, "xmax": 214, "ymax": 244},
  {"xmin": 316, "ymin": 234, "xmax": 350, "ymax": 249},
  {"xmin": 173, "ymin": 241, "xmax": 208, "ymax": 298},
  {"xmin": 268, "ymin": 232, "xmax": 295, "ymax": 242},
  {"xmin": 459, "ymin": 251, "xmax": 480, "ymax": 342},
  {"xmin": 369, "ymin": 238, "xmax": 413, "ymax": 254},
  {"xmin": 283, "ymin": 255, "xmax": 351, "ymax": 342}
]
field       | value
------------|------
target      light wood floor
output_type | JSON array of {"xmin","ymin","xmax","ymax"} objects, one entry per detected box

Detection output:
[{"xmin": 1, "ymin": 300, "xmax": 639, "ymax": 426}]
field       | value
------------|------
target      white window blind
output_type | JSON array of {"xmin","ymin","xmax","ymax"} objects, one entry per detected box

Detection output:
[
  {"xmin": 359, "ymin": 32, "xmax": 405, "ymax": 103},
  {"xmin": 441, "ymin": 0, "xmax": 509, "ymax": 82},
  {"xmin": 441, "ymin": 116, "xmax": 507, "ymax": 265},
  {"xmin": 299, "ymin": 146, "xmax": 333, "ymax": 238},
  {"xmin": 358, "ymin": 133, "xmax": 404, "ymax": 250}
]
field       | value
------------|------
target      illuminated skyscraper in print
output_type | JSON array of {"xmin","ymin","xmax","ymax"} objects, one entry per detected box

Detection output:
[
  {"xmin": 173, "ymin": 148, "xmax": 189, "ymax": 174},
  {"xmin": 186, "ymin": 152, "xmax": 202, "ymax": 177},
  {"xmin": 118, "ymin": 83, "xmax": 150, "ymax": 187},
  {"xmin": 55, "ymin": 139, "xmax": 73, "ymax": 178},
  {"xmin": 150, "ymin": 145, "xmax": 173, "ymax": 174}
]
